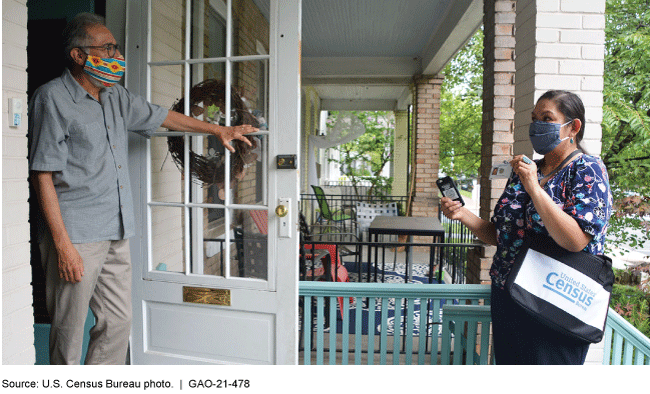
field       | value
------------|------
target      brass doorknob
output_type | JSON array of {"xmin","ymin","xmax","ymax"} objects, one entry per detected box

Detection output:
[{"xmin": 275, "ymin": 205, "xmax": 288, "ymax": 217}]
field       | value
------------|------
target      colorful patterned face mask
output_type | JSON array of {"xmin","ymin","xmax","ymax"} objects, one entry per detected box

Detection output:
[{"xmin": 83, "ymin": 54, "xmax": 125, "ymax": 87}]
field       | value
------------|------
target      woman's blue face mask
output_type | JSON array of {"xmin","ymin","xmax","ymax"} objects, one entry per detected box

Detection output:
[{"xmin": 528, "ymin": 120, "xmax": 573, "ymax": 155}]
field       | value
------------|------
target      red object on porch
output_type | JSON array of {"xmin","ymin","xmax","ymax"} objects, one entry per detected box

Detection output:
[
  {"xmin": 249, "ymin": 210, "xmax": 268, "ymax": 233},
  {"xmin": 302, "ymin": 244, "xmax": 349, "ymax": 283},
  {"xmin": 303, "ymin": 243, "xmax": 350, "ymax": 313},
  {"xmin": 248, "ymin": 210, "xmax": 350, "ymax": 310},
  {"xmin": 249, "ymin": 211, "xmax": 347, "ymax": 280}
]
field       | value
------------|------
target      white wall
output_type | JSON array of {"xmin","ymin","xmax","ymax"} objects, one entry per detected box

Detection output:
[
  {"xmin": 2, "ymin": 0, "xmax": 34, "ymax": 364},
  {"xmin": 514, "ymin": 0, "xmax": 606, "ymax": 157}
]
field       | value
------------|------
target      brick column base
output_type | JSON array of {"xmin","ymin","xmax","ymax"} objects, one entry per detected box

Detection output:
[{"xmin": 466, "ymin": 246, "xmax": 496, "ymax": 285}]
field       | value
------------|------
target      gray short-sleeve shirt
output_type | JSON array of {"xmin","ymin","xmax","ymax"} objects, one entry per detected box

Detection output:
[{"xmin": 29, "ymin": 69, "xmax": 168, "ymax": 243}]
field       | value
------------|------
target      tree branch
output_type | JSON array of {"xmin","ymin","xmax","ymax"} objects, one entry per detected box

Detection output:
[{"xmin": 606, "ymin": 155, "xmax": 650, "ymax": 168}]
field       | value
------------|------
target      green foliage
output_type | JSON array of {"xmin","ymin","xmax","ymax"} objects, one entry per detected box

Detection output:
[
  {"xmin": 326, "ymin": 111, "xmax": 395, "ymax": 197},
  {"xmin": 327, "ymin": 30, "xmax": 486, "ymax": 195},
  {"xmin": 610, "ymin": 263, "xmax": 650, "ymax": 339},
  {"xmin": 442, "ymin": 29, "xmax": 484, "ymax": 94},
  {"xmin": 602, "ymin": 0, "xmax": 650, "ymax": 255},
  {"xmin": 610, "ymin": 284, "xmax": 650, "ymax": 339},
  {"xmin": 608, "ymin": 192, "xmax": 650, "ymax": 256},
  {"xmin": 439, "ymin": 29, "xmax": 483, "ymax": 179},
  {"xmin": 439, "ymin": 91, "xmax": 482, "ymax": 179}
]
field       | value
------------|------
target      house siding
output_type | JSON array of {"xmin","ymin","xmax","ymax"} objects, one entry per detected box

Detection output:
[
  {"xmin": 2, "ymin": 0, "xmax": 34, "ymax": 365},
  {"xmin": 150, "ymin": 0, "xmax": 185, "ymax": 272}
]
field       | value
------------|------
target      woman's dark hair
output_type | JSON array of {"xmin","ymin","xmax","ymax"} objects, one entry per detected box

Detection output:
[
  {"xmin": 62, "ymin": 13, "xmax": 106, "ymax": 68},
  {"xmin": 538, "ymin": 90, "xmax": 586, "ymax": 145}
]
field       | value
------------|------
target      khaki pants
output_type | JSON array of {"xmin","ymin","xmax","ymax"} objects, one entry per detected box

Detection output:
[{"xmin": 41, "ymin": 233, "xmax": 132, "ymax": 365}]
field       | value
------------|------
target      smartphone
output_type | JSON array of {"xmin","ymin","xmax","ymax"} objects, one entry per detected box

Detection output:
[{"xmin": 436, "ymin": 176, "xmax": 465, "ymax": 206}]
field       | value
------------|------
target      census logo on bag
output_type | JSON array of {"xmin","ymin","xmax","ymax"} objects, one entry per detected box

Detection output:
[
  {"xmin": 514, "ymin": 249, "xmax": 610, "ymax": 327},
  {"xmin": 506, "ymin": 234, "xmax": 613, "ymax": 343}
]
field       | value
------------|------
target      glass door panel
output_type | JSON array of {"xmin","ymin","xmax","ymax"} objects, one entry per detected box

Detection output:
[
  {"xmin": 231, "ymin": 208, "xmax": 268, "ymax": 280},
  {"xmin": 147, "ymin": 0, "xmax": 271, "ymax": 284},
  {"xmin": 150, "ymin": 134, "xmax": 183, "ymax": 204},
  {"xmin": 150, "ymin": 205, "xmax": 185, "ymax": 273}
]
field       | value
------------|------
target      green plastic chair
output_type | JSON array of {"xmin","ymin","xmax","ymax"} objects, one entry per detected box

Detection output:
[{"xmin": 311, "ymin": 185, "xmax": 353, "ymax": 229}]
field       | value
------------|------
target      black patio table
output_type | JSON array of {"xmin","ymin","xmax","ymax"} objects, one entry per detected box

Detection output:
[{"xmin": 367, "ymin": 216, "xmax": 445, "ymax": 283}]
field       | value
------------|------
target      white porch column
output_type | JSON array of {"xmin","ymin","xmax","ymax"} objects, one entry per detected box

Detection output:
[
  {"xmin": 514, "ymin": 0, "xmax": 606, "ymax": 157},
  {"xmin": 392, "ymin": 110, "xmax": 409, "ymax": 197},
  {"xmin": 514, "ymin": 0, "xmax": 607, "ymax": 366}
]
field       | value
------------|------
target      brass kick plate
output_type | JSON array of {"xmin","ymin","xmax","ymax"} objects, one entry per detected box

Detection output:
[{"xmin": 183, "ymin": 286, "xmax": 231, "ymax": 306}]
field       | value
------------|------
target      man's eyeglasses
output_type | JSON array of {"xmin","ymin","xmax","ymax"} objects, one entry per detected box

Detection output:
[{"xmin": 79, "ymin": 43, "xmax": 120, "ymax": 58}]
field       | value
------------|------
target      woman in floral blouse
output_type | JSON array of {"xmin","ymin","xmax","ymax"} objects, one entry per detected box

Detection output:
[{"xmin": 441, "ymin": 90, "xmax": 612, "ymax": 364}]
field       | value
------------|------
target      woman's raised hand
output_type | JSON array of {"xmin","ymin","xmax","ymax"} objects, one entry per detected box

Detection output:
[{"xmin": 440, "ymin": 196, "xmax": 466, "ymax": 221}]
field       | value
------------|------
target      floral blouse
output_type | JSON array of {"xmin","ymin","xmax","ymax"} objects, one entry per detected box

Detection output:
[{"xmin": 490, "ymin": 154, "xmax": 612, "ymax": 289}]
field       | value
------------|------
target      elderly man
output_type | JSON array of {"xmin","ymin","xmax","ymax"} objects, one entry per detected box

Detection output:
[{"xmin": 29, "ymin": 13, "xmax": 255, "ymax": 364}]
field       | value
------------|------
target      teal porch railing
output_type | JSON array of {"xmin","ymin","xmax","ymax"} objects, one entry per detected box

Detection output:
[
  {"xmin": 299, "ymin": 282, "xmax": 492, "ymax": 365},
  {"xmin": 440, "ymin": 304, "xmax": 493, "ymax": 365},
  {"xmin": 299, "ymin": 281, "xmax": 650, "ymax": 365},
  {"xmin": 603, "ymin": 308, "xmax": 650, "ymax": 365}
]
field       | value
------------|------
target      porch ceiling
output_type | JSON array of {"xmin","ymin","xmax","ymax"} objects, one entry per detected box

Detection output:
[{"xmin": 255, "ymin": 0, "xmax": 483, "ymax": 111}]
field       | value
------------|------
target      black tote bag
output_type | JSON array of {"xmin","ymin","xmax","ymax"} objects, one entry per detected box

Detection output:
[{"xmin": 505, "ymin": 233, "xmax": 614, "ymax": 343}]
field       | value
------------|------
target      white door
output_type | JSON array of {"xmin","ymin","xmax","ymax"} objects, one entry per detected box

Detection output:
[{"xmin": 126, "ymin": 0, "xmax": 300, "ymax": 364}]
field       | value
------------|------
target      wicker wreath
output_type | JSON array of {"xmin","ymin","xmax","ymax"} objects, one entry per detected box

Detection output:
[{"xmin": 167, "ymin": 79, "xmax": 260, "ymax": 193}]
